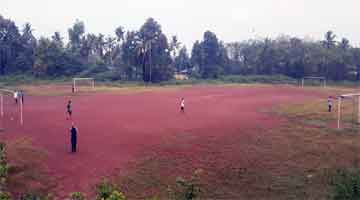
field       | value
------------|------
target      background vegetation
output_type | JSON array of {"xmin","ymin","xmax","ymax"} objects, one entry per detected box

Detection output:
[{"xmin": 1, "ymin": 15, "xmax": 360, "ymax": 83}]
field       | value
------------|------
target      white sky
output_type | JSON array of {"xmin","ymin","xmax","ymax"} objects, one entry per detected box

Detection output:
[{"xmin": 1, "ymin": 0, "xmax": 360, "ymax": 48}]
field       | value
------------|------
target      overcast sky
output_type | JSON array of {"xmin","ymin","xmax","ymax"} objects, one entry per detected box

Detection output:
[{"xmin": 1, "ymin": 0, "xmax": 360, "ymax": 48}]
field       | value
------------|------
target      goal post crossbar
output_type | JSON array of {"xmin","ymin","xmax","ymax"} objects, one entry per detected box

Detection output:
[
  {"xmin": 301, "ymin": 76, "xmax": 327, "ymax": 88},
  {"xmin": 72, "ymin": 78, "xmax": 95, "ymax": 92}
]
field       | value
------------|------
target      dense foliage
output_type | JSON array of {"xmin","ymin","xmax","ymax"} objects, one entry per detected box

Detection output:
[{"xmin": 1, "ymin": 15, "xmax": 360, "ymax": 82}]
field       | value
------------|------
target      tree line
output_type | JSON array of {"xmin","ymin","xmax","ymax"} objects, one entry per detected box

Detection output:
[{"xmin": 1, "ymin": 15, "xmax": 360, "ymax": 82}]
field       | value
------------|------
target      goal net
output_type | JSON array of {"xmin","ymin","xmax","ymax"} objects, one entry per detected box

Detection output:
[
  {"xmin": 337, "ymin": 93, "xmax": 360, "ymax": 130},
  {"xmin": 72, "ymin": 78, "xmax": 95, "ymax": 92},
  {"xmin": 301, "ymin": 76, "xmax": 327, "ymax": 88}
]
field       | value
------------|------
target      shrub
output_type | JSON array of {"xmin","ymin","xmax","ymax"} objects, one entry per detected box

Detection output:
[
  {"xmin": 107, "ymin": 190, "xmax": 126, "ymax": 200},
  {"xmin": 0, "ymin": 143, "xmax": 9, "ymax": 190},
  {"xmin": 0, "ymin": 191, "xmax": 11, "ymax": 200},
  {"xmin": 96, "ymin": 180, "xmax": 114, "ymax": 200},
  {"xmin": 329, "ymin": 169, "xmax": 360, "ymax": 200},
  {"xmin": 70, "ymin": 192, "xmax": 86, "ymax": 200},
  {"xmin": 20, "ymin": 193, "xmax": 42, "ymax": 200},
  {"xmin": 168, "ymin": 169, "xmax": 203, "ymax": 200}
]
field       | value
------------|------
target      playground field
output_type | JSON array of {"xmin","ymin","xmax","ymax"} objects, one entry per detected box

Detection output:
[{"xmin": 0, "ymin": 84, "xmax": 355, "ymax": 199}]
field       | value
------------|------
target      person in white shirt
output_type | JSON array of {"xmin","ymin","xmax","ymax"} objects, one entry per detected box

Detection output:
[
  {"xmin": 180, "ymin": 98, "xmax": 185, "ymax": 112},
  {"xmin": 13, "ymin": 91, "xmax": 18, "ymax": 104}
]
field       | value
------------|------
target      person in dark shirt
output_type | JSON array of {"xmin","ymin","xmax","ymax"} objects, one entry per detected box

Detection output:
[
  {"xmin": 67, "ymin": 100, "xmax": 72, "ymax": 120},
  {"xmin": 70, "ymin": 124, "xmax": 78, "ymax": 153},
  {"xmin": 20, "ymin": 90, "xmax": 24, "ymax": 104},
  {"xmin": 327, "ymin": 96, "xmax": 333, "ymax": 112}
]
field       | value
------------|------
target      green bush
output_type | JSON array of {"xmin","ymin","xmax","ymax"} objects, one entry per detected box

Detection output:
[
  {"xmin": 0, "ymin": 191, "xmax": 11, "ymax": 200},
  {"xmin": 107, "ymin": 191, "xmax": 126, "ymax": 200},
  {"xmin": 0, "ymin": 143, "xmax": 8, "ymax": 190},
  {"xmin": 20, "ymin": 193, "xmax": 42, "ymax": 200},
  {"xmin": 329, "ymin": 169, "xmax": 360, "ymax": 200},
  {"xmin": 70, "ymin": 192, "xmax": 86, "ymax": 200},
  {"xmin": 218, "ymin": 74, "xmax": 297, "ymax": 84},
  {"xmin": 96, "ymin": 180, "xmax": 114, "ymax": 200}
]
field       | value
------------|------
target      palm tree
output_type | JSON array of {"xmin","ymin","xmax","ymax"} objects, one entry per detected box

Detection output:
[
  {"xmin": 323, "ymin": 31, "xmax": 336, "ymax": 49},
  {"xmin": 339, "ymin": 38, "xmax": 350, "ymax": 51}
]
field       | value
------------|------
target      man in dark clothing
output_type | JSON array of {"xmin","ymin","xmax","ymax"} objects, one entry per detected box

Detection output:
[
  {"xmin": 67, "ymin": 100, "xmax": 72, "ymax": 120},
  {"xmin": 21, "ymin": 90, "xmax": 24, "ymax": 104},
  {"xmin": 327, "ymin": 96, "xmax": 333, "ymax": 112},
  {"xmin": 70, "ymin": 124, "xmax": 78, "ymax": 153}
]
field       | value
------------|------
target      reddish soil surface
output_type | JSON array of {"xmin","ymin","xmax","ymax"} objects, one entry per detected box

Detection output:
[{"xmin": 0, "ymin": 85, "xmax": 324, "ymax": 198}]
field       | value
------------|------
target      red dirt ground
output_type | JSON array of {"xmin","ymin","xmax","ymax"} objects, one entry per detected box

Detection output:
[{"xmin": 0, "ymin": 85, "xmax": 324, "ymax": 198}]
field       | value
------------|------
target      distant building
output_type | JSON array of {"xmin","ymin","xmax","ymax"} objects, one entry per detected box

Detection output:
[{"xmin": 174, "ymin": 69, "xmax": 190, "ymax": 80}]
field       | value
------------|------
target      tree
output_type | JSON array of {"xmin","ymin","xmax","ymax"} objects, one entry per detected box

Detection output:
[
  {"xmin": 68, "ymin": 20, "xmax": 85, "ymax": 52},
  {"xmin": 15, "ymin": 23, "xmax": 37, "ymax": 72},
  {"xmin": 115, "ymin": 26, "xmax": 125, "ymax": 42},
  {"xmin": 353, "ymin": 48, "xmax": 360, "ymax": 80},
  {"xmin": 52, "ymin": 32, "xmax": 64, "ymax": 48},
  {"xmin": 192, "ymin": 31, "xmax": 228, "ymax": 78},
  {"xmin": 169, "ymin": 35, "xmax": 181, "ymax": 59},
  {"xmin": 121, "ymin": 31, "xmax": 142, "ymax": 80},
  {"xmin": 190, "ymin": 40, "xmax": 202, "ymax": 68},
  {"xmin": 174, "ymin": 46, "xmax": 191, "ymax": 72},
  {"xmin": 33, "ymin": 35, "xmax": 83, "ymax": 76},
  {"xmin": 339, "ymin": 38, "xmax": 350, "ymax": 51},
  {"xmin": 226, "ymin": 42, "xmax": 242, "ymax": 74},
  {"xmin": 138, "ymin": 18, "xmax": 173, "ymax": 82},
  {"xmin": 0, "ymin": 15, "xmax": 21, "ymax": 74},
  {"xmin": 322, "ymin": 30, "xmax": 336, "ymax": 49}
]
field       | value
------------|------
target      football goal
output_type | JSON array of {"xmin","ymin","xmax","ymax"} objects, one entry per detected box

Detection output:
[
  {"xmin": 0, "ymin": 89, "xmax": 23, "ymax": 126},
  {"xmin": 301, "ymin": 76, "xmax": 327, "ymax": 88},
  {"xmin": 72, "ymin": 78, "xmax": 95, "ymax": 92},
  {"xmin": 337, "ymin": 93, "xmax": 360, "ymax": 129}
]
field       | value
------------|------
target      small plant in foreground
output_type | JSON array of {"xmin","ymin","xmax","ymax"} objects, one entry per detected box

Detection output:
[
  {"xmin": 70, "ymin": 192, "xmax": 86, "ymax": 200},
  {"xmin": 0, "ymin": 191, "xmax": 11, "ymax": 200},
  {"xmin": 20, "ymin": 193, "xmax": 40, "ymax": 200},
  {"xmin": 107, "ymin": 190, "xmax": 126, "ymax": 200},
  {"xmin": 0, "ymin": 143, "xmax": 9, "ymax": 190},
  {"xmin": 329, "ymin": 169, "xmax": 360, "ymax": 200},
  {"xmin": 168, "ymin": 169, "xmax": 203, "ymax": 200},
  {"xmin": 96, "ymin": 180, "xmax": 114, "ymax": 200}
]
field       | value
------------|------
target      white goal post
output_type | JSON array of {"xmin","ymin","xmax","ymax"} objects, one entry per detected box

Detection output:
[
  {"xmin": 0, "ymin": 89, "xmax": 23, "ymax": 125},
  {"xmin": 301, "ymin": 76, "xmax": 327, "ymax": 88},
  {"xmin": 337, "ymin": 93, "xmax": 360, "ymax": 129},
  {"xmin": 72, "ymin": 78, "xmax": 95, "ymax": 92}
]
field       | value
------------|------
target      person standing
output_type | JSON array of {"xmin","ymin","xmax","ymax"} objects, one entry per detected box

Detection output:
[
  {"xmin": 13, "ymin": 91, "xmax": 18, "ymax": 104},
  {"xmin": 328, "ymin": 96, "xmax": 333, "ymax": 112},
  {"xmin": 180, "ymin": 98, "xmax": 185, "ymax": 112},
  {"xmin": 20, "ymin": 90, "xmax": 24, "ymax": 104},
  {"xmin": 70, "ymin": 124, "xmax": 78, "ymax": 153},
  {"xmin": 66, "ymin": 100, "xmax": 72, "ymax": 120}
]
